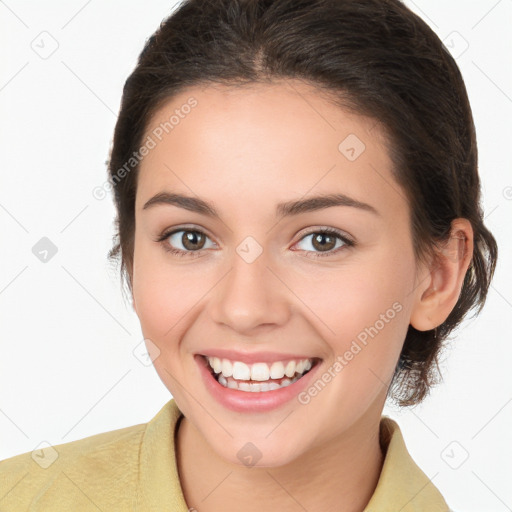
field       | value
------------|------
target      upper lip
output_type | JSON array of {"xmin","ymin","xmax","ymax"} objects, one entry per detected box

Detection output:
[{"xmin": 198, "ymin": 349, "xmax": 320, "ymax": 365}]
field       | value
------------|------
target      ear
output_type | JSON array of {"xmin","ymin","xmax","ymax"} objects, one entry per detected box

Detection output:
[{"xmin": 410, "ymin": 218, "xmax": 474, "ymax": 331}]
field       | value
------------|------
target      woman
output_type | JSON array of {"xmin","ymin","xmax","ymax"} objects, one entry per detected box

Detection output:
[{"xmin": 0, "ymin": 0, "xmax": 498, "ymax": 510}]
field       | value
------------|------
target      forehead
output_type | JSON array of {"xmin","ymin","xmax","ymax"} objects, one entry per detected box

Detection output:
[{"xmin": 136, "ymin": 80, "xmax": 407, "ymax": 222}]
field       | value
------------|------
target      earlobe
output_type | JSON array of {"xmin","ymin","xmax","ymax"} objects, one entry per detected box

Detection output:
[{"xmin": 410, "ymin": 218, "xmax": 474, "ymax": 332}]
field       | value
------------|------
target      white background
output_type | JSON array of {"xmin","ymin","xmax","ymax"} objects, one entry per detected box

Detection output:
[{"xmin": 1, "ymin": 1, "xmax": 511, "ymax": 510}]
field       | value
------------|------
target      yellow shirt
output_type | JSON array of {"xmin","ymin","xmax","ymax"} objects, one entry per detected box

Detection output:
[{"xmin": 0, "ymin": 398, "xmax": 450, "ymax": 511}]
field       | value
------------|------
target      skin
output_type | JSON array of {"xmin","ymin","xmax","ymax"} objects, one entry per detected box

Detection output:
[{"xmin": 130, "ymin": 79, "xmax": 473, "ymax": 511}]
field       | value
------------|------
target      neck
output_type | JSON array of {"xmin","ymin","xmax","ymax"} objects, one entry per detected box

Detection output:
[{"xmin": 175, "ymin": 405, "xmax": 385, "ymax": 512}]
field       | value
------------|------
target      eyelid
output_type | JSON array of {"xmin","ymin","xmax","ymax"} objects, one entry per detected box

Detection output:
[
  {"xmin": 294, "ymin": 226, "xmax": 355, "ymax": 245},
  {"xmin": 156, "ymin": 225, "xmax": 355, "ymax": 258},
  {"xmin": 156, "ymin": 224, "xmax": 218, "ymax": 244},
  {"xmin": 155, "ymin": 224, "xmax": 219, "ymax": 256},
  {"xmin": 290, "ymin": 226, "xmax": 355, "ymax": 258}
]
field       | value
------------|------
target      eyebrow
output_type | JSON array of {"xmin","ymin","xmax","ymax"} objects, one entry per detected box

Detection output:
[{"xmin": 142, "ymin": 192, "xmax": 380, "ymax": 218}]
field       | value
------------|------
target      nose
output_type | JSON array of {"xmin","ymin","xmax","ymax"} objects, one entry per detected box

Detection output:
[{"xmin": 209, "ymin": 246, "xmax": 291, "ymax": 336}]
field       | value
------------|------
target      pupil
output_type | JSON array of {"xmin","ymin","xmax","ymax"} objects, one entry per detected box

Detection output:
[
  {"xmin": 313, "ymin": 233, "xmax": 335, "ymax": 251},
  {"xmin": 183, "ymin": 231, "xmax": 204, "ymax": 250}
]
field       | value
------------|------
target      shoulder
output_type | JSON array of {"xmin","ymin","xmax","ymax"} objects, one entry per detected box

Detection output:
[{"xmin": 0, "ymin": 422, "xmax": 147, "ymax": 511}]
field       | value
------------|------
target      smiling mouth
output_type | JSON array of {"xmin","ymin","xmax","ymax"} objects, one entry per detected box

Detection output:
[{"xmin": 201, "ymin": 355, "xmax": 320, "ymax": 393}]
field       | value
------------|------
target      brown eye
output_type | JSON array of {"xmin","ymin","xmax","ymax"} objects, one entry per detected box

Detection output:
[
  {"xmin": 311, "ymin": 232, "xmax": 337, "ymax": 252},
  {"xmin": 294, "ymin": 228, "xmax": 354, "ymax": 258},
  {"xmin": 180, "ymin": 230, "xmax": 207, "ymax": 251},
  {"xmin": 159, "ymin": 228, "xmax": 216, "ymax": 256}
]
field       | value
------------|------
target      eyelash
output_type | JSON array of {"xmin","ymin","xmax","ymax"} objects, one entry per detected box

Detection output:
[{"xmin": 155, "ymin": 226, "xmax": 355, "ymax": 259}]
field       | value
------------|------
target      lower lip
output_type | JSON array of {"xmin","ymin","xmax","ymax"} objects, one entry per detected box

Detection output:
[{"xmin": 195, "ymin": 355, "xmax": 321, "ymax": 413}]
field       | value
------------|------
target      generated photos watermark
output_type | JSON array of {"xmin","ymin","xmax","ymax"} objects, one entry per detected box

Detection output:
[
  {"xmin": 298, "ymin": 301, "xmax": 403, "ymax": 405},
  {"xmin": 92, "ymin": 96, "xmax": 198, "ymax": 201}
]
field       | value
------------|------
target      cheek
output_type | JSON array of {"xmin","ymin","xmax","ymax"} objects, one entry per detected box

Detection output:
[
  {"xmin": 292, "ymin": 280, "xmax": 408, "ymax": 421},
  {"xmin": 293, "ymin": 254, "xmax": 413, "ymax": 342},
  {"xmin": 287, "ymin": 250, "xmax": 414, "ymax": 393},
  {"xmin": 132, "ymin": 243, "xmax": 198, "ymax": 343},
  {"xmin": 132, "ymin": 252, "xmax": 205, "ymax": 396}
]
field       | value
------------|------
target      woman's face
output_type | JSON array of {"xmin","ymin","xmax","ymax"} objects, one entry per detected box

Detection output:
[{"xmin": 132, "ymin": 80, "xmax": 426, "ymax": 466}]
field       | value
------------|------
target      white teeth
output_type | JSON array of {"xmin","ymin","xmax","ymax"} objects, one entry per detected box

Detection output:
[
  {"xmin": 238, "ymin": 381, "xmax": 251, "ymax": 392},
  {"xmin": 270, "ymin": 361, "xmax": 285, "ymax": 379},
  {"xmin": 232, "ymin": 361, "xmax": 251, "ymax": 380},
  {"xmin": 251, "ymin": 362, "xmax": 270, "ymax": 381},
  {"xmin": 216, "ymin": 374, "xmax": 301, "ymax": 392},
  {"xmin": 221, "ymin": 359, "xmax": 233, "ymax": 377},
  {"xmin": 284, "ymin": 360, "xmax": 296, "ymax": 378},
  {"xmin": 250, "ymin": 382, "xmax": 261, "ymax": 392},
  {"xmin": 206, "ymin": 356, "xmax": 314, "ymax": 385},
  {"xmin": 212, "ymin": 357, "xmax": 222, "ymax": 374}
]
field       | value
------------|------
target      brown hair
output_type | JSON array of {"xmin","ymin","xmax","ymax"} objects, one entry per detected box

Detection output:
[{"xmin": 106, "ymin": 0, "xmax": 498, "ymax": 406}]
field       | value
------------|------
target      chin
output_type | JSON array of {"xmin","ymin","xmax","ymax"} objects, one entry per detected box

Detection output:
[{"xmin": 214, "ymin": 437, "xmax": 305, "ymax": 469}]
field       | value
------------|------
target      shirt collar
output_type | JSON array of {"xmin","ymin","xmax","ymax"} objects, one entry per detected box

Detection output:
[
  {"xmin": 363, "ymin": 415, "xmax": 450, "ymax": 511},
  {"xmin": 138, "ymin": 399, "xmax": 449, "ymax": 511}
]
